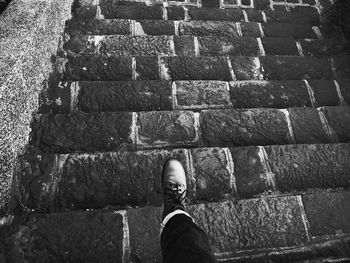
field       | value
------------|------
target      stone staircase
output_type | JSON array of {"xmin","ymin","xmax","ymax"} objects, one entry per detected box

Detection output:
[{"xmin": 1, "ymin": 0, "xmax": 350, "ymax": 262}]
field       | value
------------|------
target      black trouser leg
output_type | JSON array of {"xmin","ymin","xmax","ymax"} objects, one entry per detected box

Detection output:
[{"xmin": 161, "ymin": 214, "xmax": 216, "ymax": 263}]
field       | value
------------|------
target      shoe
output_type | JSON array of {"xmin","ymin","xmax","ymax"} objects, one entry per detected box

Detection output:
[{"xmin": 161, "ymin": 159, "xmax": 188, "ymax": 220}]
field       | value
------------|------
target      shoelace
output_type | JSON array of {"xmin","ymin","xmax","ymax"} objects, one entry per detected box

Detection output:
[{"xmin": 164, "ymin": 184, "xmax": 187, "ymax": 210}]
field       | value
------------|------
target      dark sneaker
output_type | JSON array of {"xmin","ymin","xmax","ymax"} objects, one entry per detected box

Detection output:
[{"xmin": 161, "ymin": 159, "xmax": 188, "ymax": 220}]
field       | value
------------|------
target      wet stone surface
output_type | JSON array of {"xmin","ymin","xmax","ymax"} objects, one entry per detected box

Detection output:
[
  {"xmin": 200, "ymin": 109, "xmax": 292, "ymax": 147},
  {"xmin": 198, "ymin": 36, "xmax": 260, "ymax": 56},
  {"xmin": 322, "ymin": 107, "xmax": 350, "ymax": 142},
  {"xmin": 265, "ymin": 144, "xmax": 350, "ymax": 192},
  {"xmin": 230, "ymin": 146, "xmax": 270, "ymax": 198},
  {"xmin": 162, "ymin": 56, "xmax": 232, "ymax": 81},
  {"xmin": 188, "ymin": 196, "xmax": 308, "ymax": 252},
  {"xmin": 303, "ymin": 191, "xmax": 350, "ymax": 236},
  {"xmin": 187, "ymin": 7, "xmax": 244, "ymax": 22},
  {"xmin": 136, "ymin": 111, "xmax": 199, "ymax": 148},
  {"xmin": 261, "ymin": 37, "xmax": 299, "ymax": 56},
  {"xmin": 262, "ymin": 23, "xmax": 317, "ymax": 38},
  {"xmin": 230, "ymin": 57, "xmax": 262, "ymax": 80},
  {"xmin": 229, "ymin": 80, "xmax": 311, "ymax": 108},
  {"xmin": 32, "ymin": 112, "xmax": 134, "ymax": 153},
  {"xmin": 0, "ymin": 210, "xmax": 124, "ymax": 263},
  {"xmin": 300, "ymin": 39, "xmax": 349, "ymax": 57},
  {"xmin": 260, "ymin": 57, "xmax": 332, "ymax": 80},
  {"xmin": 175, "ymin": 80, "xmax": 231, "ymax": 109},
  {"xmin": 190, "ymin": 148, "xmax": 233, "ymax": 201},
  {"xmin": 288, "ymin": 108, "xmax": 330, "ymax": 144},
  {"xmin": 308, "ymin": 80, "xmax": 340, "ymax": 106}
]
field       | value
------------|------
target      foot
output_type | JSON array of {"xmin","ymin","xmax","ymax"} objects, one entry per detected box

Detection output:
[{"xmin": 161, "ymin": 159, "xmax": 188, "ymax": 220}]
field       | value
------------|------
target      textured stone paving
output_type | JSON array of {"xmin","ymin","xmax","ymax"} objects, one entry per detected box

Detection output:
[{"xmin": 1, "ymin": 0, "xmax": 350, "ymax": 262}]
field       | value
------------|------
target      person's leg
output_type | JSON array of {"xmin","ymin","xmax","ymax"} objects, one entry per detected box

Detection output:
[
  {"xmin": 160, "ymin": 159, "xmax": 216, "ymax": 263},
  {"xmin": 161, "ymin": 213, "xmax": 216, "ymax": 263}
]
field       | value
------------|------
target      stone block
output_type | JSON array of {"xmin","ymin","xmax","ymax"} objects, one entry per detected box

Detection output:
[
  {"xmin": 302, "ymin": 191, "xmax": 350, "ymax": 236},
  {"xmin": 73, "ymin": 5, "xmax": 97, "ymax": 19},
  {"xmin": 262, "ymin": 23, "xmax": 317, "ymax": 38},
  {"xmin": 200, "ymin": 109, "xmax": 292, "ymax": 147},
  {"xmin": 174, "ymin": 80, "xmax": 231, "ymax": 109},
  {"xmin": 190, "ymin": 148, "xmax": 234, "ymax": 201},
  {"xmin": 127, "ymin": 206, "xmax": 162, "ymax": 262},
  {"xmin": 230, "ymin": 146, "xmax": 270, "ymax": 198},
  {"xmin": 240, "ymin": 22, "xmax": 262, "ymax": 37},
  {"xmin": 268, "ymin": 237, "xmax": 350, "ymax": 262},
  {"xmin": 300, "ymin": 39, "xmax": 349, "ymax": 57},
  {"xmin": 57, "ymin": 149, "xmax": 190, "ymax": 209},
  {"xmin": 230, "ymin": 57, "xmax": 263, "ymax": 80},
  {"xmin": 179, "ymin": 21, "xmax": 240, "ymax": 37},
  {"xmin": 135, "ymin": 56, "xmax": 159, "ymax": 80},
  {"xmin": 1, "ymin": 210, "xmax": 124, "ymax": 262},
  {"xmin": 321, "ymin": 106, "xmax": 350, "ymax": 142},
  {"xmin": 245, "ymin": 9, "xmax": 264, "ymax": 23},
  {"xmin": 32, "ymin": 112, "xmax": 134, "ymax": 153},
  {"xmin": 167, "ymin": 6, "xmax": 185, "ymax": 20},
  {"xmin": 42, "ymin": 81, "xmax": 72, "ymax": 114},
  {"xmin": 161, "ymin": 56, "xmax": 232, "ymax": 80},
  {"xmin": 77, "ymin": 81, "xmax": 173, "ymax": 112},
  {"xmin": 174, "ymin": 36, "xmax": 196, "ymax": 56},
  {"xmin": 188, "ymin": 197, "xmax": 309, "ymax": 252},
  {"xmin": 289, "ymin": 107, "xmax": 330, "ymax": 144},
  {"xmin": 61, "ymin": 55, "xmax": 132, "ymax": 81},
  {"xmin": 18, "ymin": 149, "xmax": 192, "ymax": 211},
  {"xmin": 198, "ymin": 36, "xmax": 260, "ymax": 56},
  {"xmin": 261, "ymin": 37, "xmax": 299, "ymax": 56},
  {"xmin": 138, "ymin": 20, "xmax": 175, "ymax": 35},
  {"xmin": 187, "ymin": 7, "xmax": 244, "ymax": 21},
  {"xmin": 333, "ymin": 56, "xmax": 350, "ymax": 79},
  {"xmin": 260, "ymin": 57, "xmax": 332, "ymax": 80},
  {"xmin": 97, "ymin": 35, "xmax": 174, "ymax": 56},
  {"xmin": 265, "ymin": 144, "xmax": 350, "ymax": 192},
  {"xmin": 253, "ymin": 0, "xmax": 270, "ymax": 10},
  {"xmin": 100, "ymin": 4, "xmax": 163, "ymax": 20},
  {"xmin": 308, "ymin": 80, "xmax": 339, "ymax": 106},
  {"xmin": 136, "ymin": 111, "xmax": 199, "ymax": 148},
  {"xmin": 229, "ymin": 80, "xmax": 311, "ymax": 108},
  {"xmin": 65, "ymin": 18, "xmax": 132, "ymax": 35},
  {"xmin": 201, "ymin": 0, "xmax": 220, "ymax": 7}
]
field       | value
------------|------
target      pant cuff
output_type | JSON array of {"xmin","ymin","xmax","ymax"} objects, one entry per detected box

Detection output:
[{"xmin": 160, "ymin": 210, "xmax": 193, "ymax": 235}]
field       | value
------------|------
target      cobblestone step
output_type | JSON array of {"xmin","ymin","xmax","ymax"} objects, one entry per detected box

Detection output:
[
  {"xmin": 66, "ymin": 19, "xmax": 326, "ymax": 39},
  {"xmin": 17, "ymin": 143, "xmax": 350, "ymax": 212},
  {"xmin": 3, "ymin": 191, "xmax": 350, "ymax": 262},
  {"xmin": 73, "ymin": 1, "xmax": 320, "ymax": 25},
  {"xmin": 42, "ymin": 80, "xmax": 348, "ymax": 114},
  {"xmin": 57, "ymin": 55, "xmax": 348, "ymax": 81},
  {"xmin": 31, "ymin": 106, "xmax": 350, "ymax": 153},
  {"xmin": 63, "ymin": 34, "xmax": 349, "ymax": 57}
]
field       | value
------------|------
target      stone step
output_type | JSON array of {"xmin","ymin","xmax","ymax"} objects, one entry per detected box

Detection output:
[
  {"xmin": 66, "ymin": 19, "xmax": 325, "ymax": 39},
  {"xmin": 42, "ymin": 80, "xmax": 348, "ymax": 114},
  {"xmin": 16, "ymin": 143, "xmax": 350, "ymax": 212},
  {"xmin": 73, "ymin": 0, "xmax": 322, "ymax": 10},
  {"xmin": 4, "ymin": 191, "xmax": 350, "ymax": 262},
  {"xmin": 56, "ymin": 55, "xmax": 347, "ymax": 81},
  {"xmin": 63, "ymin": 34, "xmax": 349, "ymax": 57},
  {"xmin": 31, "ymin": 106, "xmax": 350, "ymax": 153},
  {"xmin": 73, "ymin": 1, "xmax": 320, "ymax": 25}
]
